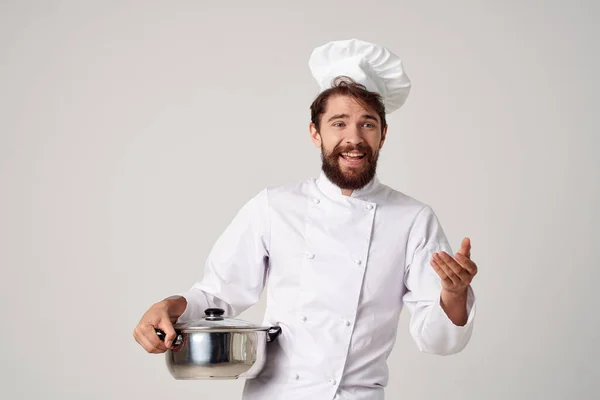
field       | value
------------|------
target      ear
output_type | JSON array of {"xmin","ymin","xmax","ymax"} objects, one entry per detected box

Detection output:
[
  {"xmin": 379, "ymin": 125, "xmax": 388, "ymax": 149},
  {"xmin": 309, "ymin": 122, "xmax": 322, "ymax": 148}
]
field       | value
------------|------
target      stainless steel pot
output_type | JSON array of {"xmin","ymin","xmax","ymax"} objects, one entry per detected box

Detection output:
[{"xmin": 155, "ymin": 308, "xmax": 281, "ymax": 380}]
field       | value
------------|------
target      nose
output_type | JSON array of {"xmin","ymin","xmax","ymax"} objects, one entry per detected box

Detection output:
[{"xmin": 344, "ymin": 126, "xmax": 364, "ymax": 145}]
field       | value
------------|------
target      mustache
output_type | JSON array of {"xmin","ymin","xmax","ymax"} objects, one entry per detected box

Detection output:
[{"xmin": 331, "ymin": 143, "xmax": 372, "ymax": 156}]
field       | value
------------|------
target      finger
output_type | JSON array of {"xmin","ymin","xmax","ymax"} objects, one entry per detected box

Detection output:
[
  {"xmin": 431, "ymin": 256, "xmax": 460, "ymax": 285},
  {"xmin": 139, "ymin": 323, "xmax": 168, "ymax": 353},
  {"xmin": 458, "ymin": 237, "xmax": 471, "ymax": 258},
  {"xmin": 430, "ymin": 259, "xmax": 454, "ymax": 286},
  {"xmin": 440, "ymin": 251, "xmax": 465, "ymax": 273},
  {"xmin": 134, "ymin": 326, "xmax": 164, "ymax": 354},
  {"xmin": 430, "ymin": 259, "xmax": 450, "ymax": 281},
  {"xmin": 437, "ymin": 252, "xmax": 462, "ymax": 275},
  {"xmin": 455, "ymin": 253, "xmax": 478, "ymax": 275},
  {"xmin": 433, "ymin": 252, "xmax": 462, "ymax": 285},
  {"xmin": 438, "ymin": 252, "xmax": 473, "ymax": 284},
  {"xmin": 159, "ymin": 320, "xmax": 178, "ymax": 349}
]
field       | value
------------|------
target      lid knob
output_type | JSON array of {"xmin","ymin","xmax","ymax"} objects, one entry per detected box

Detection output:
[{"xmin": 204, "ymin": 308, "xmax": 225, "ymax": 320}]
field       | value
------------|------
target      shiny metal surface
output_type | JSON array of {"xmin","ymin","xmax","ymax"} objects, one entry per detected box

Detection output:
[{"xmin": 165, "ymin": 330, "xmax": 268, "ymax": 379}]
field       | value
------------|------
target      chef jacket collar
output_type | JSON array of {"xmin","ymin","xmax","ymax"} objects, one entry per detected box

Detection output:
[{"xmin": 316, "ymin": 170, "xmax": 382, "ymax": 201}]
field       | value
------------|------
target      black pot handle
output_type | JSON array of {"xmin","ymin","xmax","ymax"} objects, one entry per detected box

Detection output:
[
  {"xmin": 155, "ymin": 328, "xmax": 184, "ymax": 346},
  {"xmin": 267, "ymin": 326, "xmax": 282, "ymax": 343}
]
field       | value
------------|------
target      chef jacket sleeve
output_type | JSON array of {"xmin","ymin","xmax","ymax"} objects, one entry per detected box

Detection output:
[
  {"xmin": 175, "ymin": 188, "xmax": 270, "ymax": 322},
  {"xmin": 402, "ymin": 205, "xmax": 476, "ymax": 355}
]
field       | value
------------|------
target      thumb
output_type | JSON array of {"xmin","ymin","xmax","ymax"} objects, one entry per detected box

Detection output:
[
  {"xmin": 457, "ymin": 237, "xmax": 471, "ymax": 258},
  {"xmin": 158, "ymin": 319, "xmax": 177, "ymax": 349}
]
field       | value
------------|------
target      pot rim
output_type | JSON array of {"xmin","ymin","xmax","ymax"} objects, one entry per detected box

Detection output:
[
  {"xmin": 174, "ymin": 326, "xmax": 274, "ymax": 333},
  {"xmin": 156, "ymin": 325, "xmax": 282, "ymax": 346}
]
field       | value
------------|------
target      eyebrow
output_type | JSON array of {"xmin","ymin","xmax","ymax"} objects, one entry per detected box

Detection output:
[
  {"xmin": 327, "ymin": 113, "xmax": 349, "ymax": 122},
  {"xmin": 327, "ymin": 114, "xmax": 380, "ymax": 123},
  {"xmin": 362, "ymin": 114, "xmax": 379, "ymax": 122}
]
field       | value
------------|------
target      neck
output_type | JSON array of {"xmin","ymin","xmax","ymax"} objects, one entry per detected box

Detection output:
[{"xmin": 341, "ymin": 189, "xmax": 353, "ymax": 196}]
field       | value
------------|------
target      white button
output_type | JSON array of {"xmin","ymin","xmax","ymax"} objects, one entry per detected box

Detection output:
[
  {"xmin": 294, "ymin": 373, "xmax": 299, "ymax": 380},
  {"xmin": 354, "ymin": 259, "xmax": 362, "ymax": 265},
  {"xmin": 366, "ymin": 204, "xmax": 373, "ymax": 210},
  {"xmin": 312, "ymin": 198, "xmax": 320, "ymax": 204},
  {"xmin": 306, "ymin": 253, "xmax": 315, "ymax": 259},
  {"xmin": 345, "ymin": 320, "xmax": 351, "ymax": 326},
  {"xmin": 301, "ymin": 315, "xmax": 307, "ymax": 322},
  {"xmin": 330, "ymin": 379, "xmax": 337, "ymax": 385}
]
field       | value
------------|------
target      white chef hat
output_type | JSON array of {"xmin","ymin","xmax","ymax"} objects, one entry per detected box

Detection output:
[{"xmin": 309, "ymin": 38, "xmax": 411, "ymax": 114}]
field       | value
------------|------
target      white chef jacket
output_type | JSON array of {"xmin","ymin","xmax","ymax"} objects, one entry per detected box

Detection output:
[{"xmin": 176, "ymin": 171, "xmax": 476, "ymax": 400}]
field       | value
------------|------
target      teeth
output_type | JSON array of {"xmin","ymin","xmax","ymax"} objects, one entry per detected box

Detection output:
[{"xmin": 342, "ymin": 152, "xmax": 365, "ymax": 158}]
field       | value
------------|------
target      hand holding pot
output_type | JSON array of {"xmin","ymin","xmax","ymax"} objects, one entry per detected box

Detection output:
[
  {"xmin": 133, "ymin": 296, "xmax": 187, "ymax": 353},
  {"xmin": 151, "ymin": 307, "xmax": 283, "ymax": 380}
]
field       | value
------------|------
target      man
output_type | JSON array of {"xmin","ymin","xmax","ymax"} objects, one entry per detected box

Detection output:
[{"xmin": 133, "ymin": 38, "xmax": 478, "ymax": 399}]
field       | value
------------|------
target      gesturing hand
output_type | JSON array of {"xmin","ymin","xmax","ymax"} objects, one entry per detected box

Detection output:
[{"xmin": 430, "ymin": 237, "xmax": 478, "ymax": 294}]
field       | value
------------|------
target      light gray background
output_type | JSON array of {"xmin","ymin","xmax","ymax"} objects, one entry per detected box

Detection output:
[{"xmin": 1, "ymin": 1, "xmax": 598, "ymax": 399}]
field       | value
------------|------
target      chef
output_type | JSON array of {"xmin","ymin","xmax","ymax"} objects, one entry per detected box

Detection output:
[{"xmin": 133, "ymin": 38, "xmax": 478, "ymax": 400}]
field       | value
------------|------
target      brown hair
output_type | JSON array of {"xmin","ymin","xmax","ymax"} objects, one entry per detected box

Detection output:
[{"xmin": 310, "ymin": 76, "xmax": 387, "ymax": 132}]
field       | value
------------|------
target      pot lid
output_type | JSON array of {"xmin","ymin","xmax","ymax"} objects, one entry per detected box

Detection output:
[{"xmin": 173, "ymin": 308, "xmax": 269, "ymax": 332}]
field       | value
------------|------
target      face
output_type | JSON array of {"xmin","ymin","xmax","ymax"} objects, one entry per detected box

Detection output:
[{"xmin": 310, "ymin": 95, "xmax": 387, "ymax": 191}]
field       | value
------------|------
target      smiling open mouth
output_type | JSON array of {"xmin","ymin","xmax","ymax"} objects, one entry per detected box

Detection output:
[{"xmin": 340, "ymin": 152, "xmax": 366, "ymax": 160}]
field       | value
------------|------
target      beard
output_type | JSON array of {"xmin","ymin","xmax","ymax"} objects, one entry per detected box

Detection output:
[{"xmin": 320, "ymin": 142, "xmax": 379, "ymax": 191}]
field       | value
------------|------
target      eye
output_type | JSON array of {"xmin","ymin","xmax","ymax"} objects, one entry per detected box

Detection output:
[
  {"xmin": 363, "ymin": 123, "xmax": 376, "ymax": 128},
  {"xmin": 333, "ymin": 122, "xmax": 345, "ymax": 127}
]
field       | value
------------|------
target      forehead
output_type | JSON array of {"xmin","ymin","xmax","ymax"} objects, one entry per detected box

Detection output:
[{"xmin": 323, "ymin": 95, "xmax": 379, "ymax": 119}]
